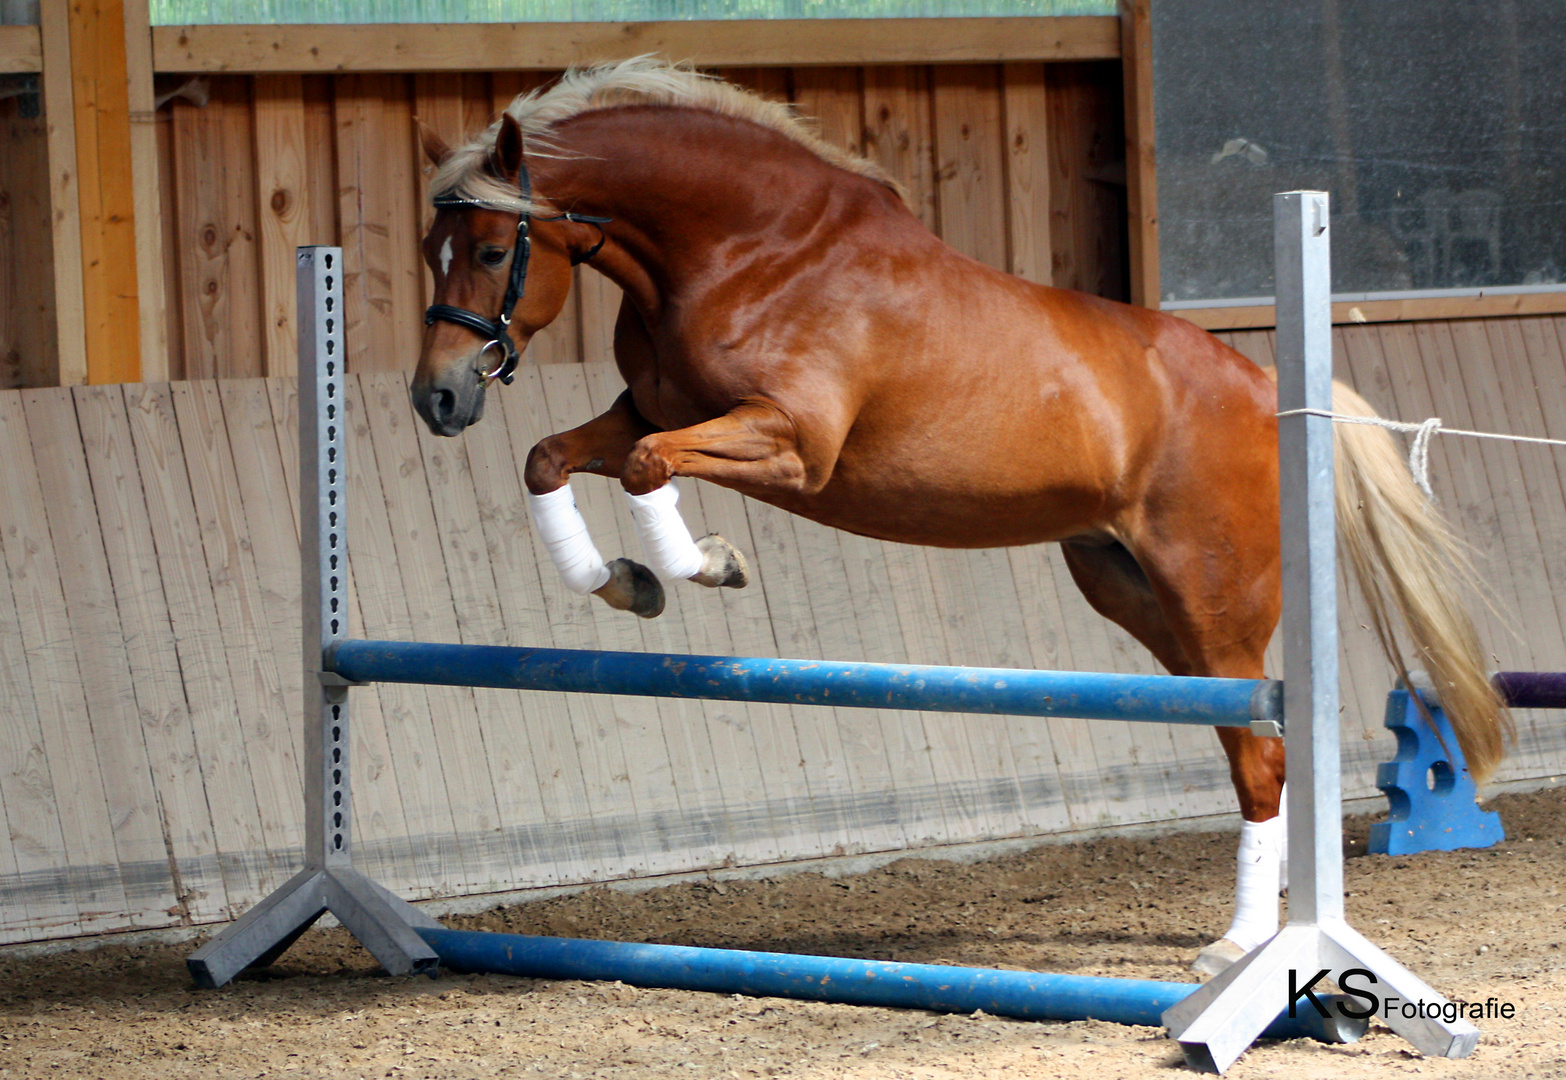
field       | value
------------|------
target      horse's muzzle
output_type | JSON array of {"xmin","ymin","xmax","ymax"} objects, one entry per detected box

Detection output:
[{"xmin": 410, "ymin": 366, "xmax": 488, "ymax": 436}]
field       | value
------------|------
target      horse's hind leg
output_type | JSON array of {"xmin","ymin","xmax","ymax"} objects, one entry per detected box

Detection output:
[{"xmin": 1061, "ymin": 533, "xmax": 1286, "ymax": 975}]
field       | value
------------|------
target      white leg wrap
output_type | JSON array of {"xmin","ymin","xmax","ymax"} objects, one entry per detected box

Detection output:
[
  {"xmin": 1221, "ymin": 816, "xmax": 1284, "ymax": 952},
  {"xmin": 625, "ymin": 481, "xmax": 704, "ymax": 581},
  {"xmin": 1278, "ymin": 784, "xmax": 1290, "ymax": 891},
  {"xmin": 527, "ymin": 485, "xmax": 611, "ymax": 595}
]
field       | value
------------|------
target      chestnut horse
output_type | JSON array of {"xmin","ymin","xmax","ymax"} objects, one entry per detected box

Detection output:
[{"xmin": 411, "ymin": 61, "xmax": 1507, "ymax": 973}]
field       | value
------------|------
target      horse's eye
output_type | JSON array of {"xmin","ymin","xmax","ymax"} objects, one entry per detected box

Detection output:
[{"xmin": 479, "ymin": 248, "xmax": 509, "ymax": 268}]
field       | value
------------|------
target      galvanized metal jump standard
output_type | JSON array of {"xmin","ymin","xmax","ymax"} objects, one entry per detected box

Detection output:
[{"xmin": 188, "ymin": 195, "xmax": 1479, "ymax": 1073}]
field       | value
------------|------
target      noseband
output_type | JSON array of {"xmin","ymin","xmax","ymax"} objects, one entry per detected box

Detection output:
[{"xmin": 423, "ymin": 160, "xmax": 609, "ymax": 386}]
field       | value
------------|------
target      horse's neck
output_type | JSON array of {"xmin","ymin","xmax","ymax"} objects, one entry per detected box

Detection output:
[
  {"xmin": 541, "ymin": 109, "xmax": 839, "ymax": 298},
  {"xmin": 550, "ymin": 106, "xmax": 818, "ymax": 215}
]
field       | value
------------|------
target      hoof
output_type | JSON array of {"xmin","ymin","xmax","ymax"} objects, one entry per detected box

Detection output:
[
  {"xmin": 593, "ymin": 558, "xmax": 665, "ymax": 619},
  {"xmin": 690, "ymin": 533, "xmax": 749, "ymax": 589},
  {"xmin": 1191, "ymin": 938, "xmax": 1248, "ymax": 977}
]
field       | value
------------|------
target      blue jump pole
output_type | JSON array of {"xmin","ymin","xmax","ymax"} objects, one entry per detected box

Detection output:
[
  {"xmin": 418, "ymin": 927, "xmax": 1363, "ymax": 1043},
  {"xmin": 1495, "ymin": 671, "xmax": 1566, "ymax": 710},
  {"xmin": 330, "ymin": 639, "xmax": 1282, "ymax": 729}
]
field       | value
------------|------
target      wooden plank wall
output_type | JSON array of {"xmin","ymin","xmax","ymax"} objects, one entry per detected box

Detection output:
[
  {"xmin": 145, "ymin": 62, "xmax": 1126, "ymax": 382},
  {"xmin": 0, "ymin": 92, "xmax": 58, "ymax": 388},
  {"xmin": 0, "ymin": 313, "xmax": 1563, "ymax": 943},
  {"xmin": 1, "ymin": 61, "xmax": 1124, "ymax": 388}
]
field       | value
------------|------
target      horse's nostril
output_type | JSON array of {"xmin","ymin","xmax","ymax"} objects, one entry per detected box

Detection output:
[{"xmin": 433, "ymin": 387, "xmax": 457, "ymax": 424}]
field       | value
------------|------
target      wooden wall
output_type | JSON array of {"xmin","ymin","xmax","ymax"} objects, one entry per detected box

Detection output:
[
  {"xmin": 1220, "ymin": 317, "xmax": 1566, "ymax": 793},
  {"xmin": 1, "ymin": 314, "xmax": 1564, "ymax": 943},
  {"xmin": 148, "ymin": 62, "xmax": 1127, "ymax": 382},
  {"xmin": 0, "ymin": 91, "xmax": 58, "ymax": 388}
]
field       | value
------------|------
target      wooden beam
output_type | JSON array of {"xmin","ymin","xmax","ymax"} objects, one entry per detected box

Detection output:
[
  {"xmin": 169, "ymin": 81, "xmax": 262, "ymax": 380},
  {"xmin": 860, "ymin": 66, "xmax": 939, "ymax": 233},
  {"xmin": 37, "ymin": 1, "xmax": 87, "ymax": 386},
  {"xmin": 0, "ymin": 24, "xmax": 41, "ymax": 73},
  {"xmin": 124, "ymin": 0, "xmax": 169, "ymax": 381},
  {"xmin": 1119, "ymin": 0, "xmax": 1158, "ymax": 308},
  {"xmin": 1171, "ymin": 291, "xmax": 1566, "ymax": 332},
  {"xmin": 1045, "ymin": 61, "xmax": 1125, "ymax": 299},
  {"xmin": 68, "ymin": 0, "xmax": 142, "ymax": 384},
  {"xmin": 152, "ymin": 17, "xmax": 1121, "ymax": 74},
  {"xmin": 253, "ymin": 73, "xmax": 310, "ymax": 377},
  {"xmin": 1001, "ymin": 61, "xmax": 1052, "ymax": 286},
  {"xmin": 0, "ymin": 79, "xmax": 59, "ymax": 387},
  {"xmin": 334, "ymin": 74, "xmax": 422, "ymax": 375},
  {"xmin": 932, "ymin": 64, "xmax": 1008, "ymax": 273}
]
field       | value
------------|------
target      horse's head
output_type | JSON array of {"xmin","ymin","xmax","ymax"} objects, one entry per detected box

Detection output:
[{"xmin": 412, "ymin": 115, "xmax": 585, "ymax": 436}]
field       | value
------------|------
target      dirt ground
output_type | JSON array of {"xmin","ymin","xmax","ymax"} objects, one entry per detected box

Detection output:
[{"xmin": 3, "ymin": 787, "xmax": 1564, "ymax": 1080}]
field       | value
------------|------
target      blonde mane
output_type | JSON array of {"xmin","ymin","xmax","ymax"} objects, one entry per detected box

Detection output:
[{"xmin": 430, "ymin": 57, "xmax": 899, "ymax": 213}]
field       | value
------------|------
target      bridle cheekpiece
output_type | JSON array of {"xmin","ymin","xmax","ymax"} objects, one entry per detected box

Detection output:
[{"xmin": 423, "ymin": 159, "xmax": 610, "ymax": 386}]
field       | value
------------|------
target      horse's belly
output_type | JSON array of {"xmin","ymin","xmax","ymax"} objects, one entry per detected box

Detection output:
[
  {"xmin": 762, "ymin": 397, "xmax": 1123, "ymax": 547},
  {"xmin": 759, "ymin": 472, "xmax": 1104, "ymax": 549}
]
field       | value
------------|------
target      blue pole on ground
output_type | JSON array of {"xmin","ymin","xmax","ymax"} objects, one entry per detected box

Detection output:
[
  {"xmin": 330, "ymin": 639, "xmax": 1280, "ymax": 728},
  {"xmin": 1494, "ymin": 671, "xmax": 1566, "ymax": 710},
  {"xmin": 418, "ymin": 927, "xmax": 1363, "ymax": 1043}
]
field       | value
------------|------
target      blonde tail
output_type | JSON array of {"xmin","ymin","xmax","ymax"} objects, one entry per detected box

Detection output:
[{"xmin": 1328, "ymin": 380, "xmax": 1511, "ymax": 784}]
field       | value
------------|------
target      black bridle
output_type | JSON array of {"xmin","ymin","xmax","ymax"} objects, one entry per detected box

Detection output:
[{"xmin": 423, "ymin": 162, "xmax": 610, "ymax": 386}]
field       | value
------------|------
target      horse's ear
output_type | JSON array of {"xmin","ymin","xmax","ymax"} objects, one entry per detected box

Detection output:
[
  {"xmin": 416, "ymin": 117, "xmax": 451, "ymax": 167},
  {"xmin": 494, "ymin": 113, "xmax": 525, "ymax": 185}
]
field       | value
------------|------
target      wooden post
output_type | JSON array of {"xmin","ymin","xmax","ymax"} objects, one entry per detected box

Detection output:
[
  {"xmin": 0, "ymin": 24, "xmax": 42, "ymax": 73},
  {"xmin": 151, "ymin": 18, "xmax": 1123, "ymax": 73},
  {"xmin": 1119, "ymin": 0, "xmax": 1159, "ymax": 308},
  {"xmin": 36, "ymin": 0, "xmax": 86, "ymax": 386},
  {"xmin": 123, "ymin": 0, "xmax": 168, "ymax": 381},
  {"xmin": 254, "ymin": 73, "xmax": 311, "ymax": 377},
  {"xmin": 66, "ymin": 0, "xmax": 142, "ymax": 384},
  {"xmin": 1001, "ymin": 62, "xmax": 1052, "ymax": 287}
]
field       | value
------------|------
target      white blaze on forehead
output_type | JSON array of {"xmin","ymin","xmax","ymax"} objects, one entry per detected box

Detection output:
[{"xmin": 439, "ymin": 236, "xmax": 453, "ymax": 278}]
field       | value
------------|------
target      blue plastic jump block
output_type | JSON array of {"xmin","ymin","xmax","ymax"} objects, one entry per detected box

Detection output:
[{"xmin": 1369, "ymin": 689, "xmax": 1503, "ymax": 856}]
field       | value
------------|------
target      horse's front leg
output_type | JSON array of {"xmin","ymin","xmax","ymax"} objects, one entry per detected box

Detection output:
[
  {"xmin": 615, "ymin": 398, "xmax": 825, "ymax": 595},
  {"xmin": 620, "ymin": 399, "xmax": 813, "ymax": 494},
  {"xmin": 522, "ymin": 391, "xmax": 669, "ymax": 618}
]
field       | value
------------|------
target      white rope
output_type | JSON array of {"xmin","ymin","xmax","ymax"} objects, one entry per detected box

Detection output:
[
  {"xmin": 1407, "ymin": 417, "xmax": 1443, "ymax": 500},
  {"xmin": 1277, "ymin": 407, "xmax": 1566, "ymax": 499}
]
